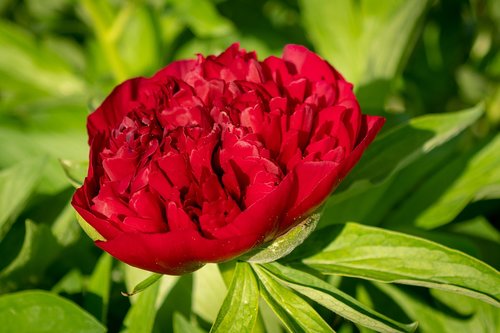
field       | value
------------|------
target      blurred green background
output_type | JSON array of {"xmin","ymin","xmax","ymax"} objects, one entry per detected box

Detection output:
[{"xmin": 0, "ymin": 0, "xmax": 499, "ymax": 332}]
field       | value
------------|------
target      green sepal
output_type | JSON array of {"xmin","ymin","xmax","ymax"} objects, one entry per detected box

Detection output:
[
  {"xmin": 121, "ymin": 273, "xmax": 163, "ymax": 297},
  {"xmin": 241, "ymin": 212, "xmax": 321, "ymax": 263},
  {"xmin": 75, "ymin": 213, "xmax": 106, "ymax": 242}
]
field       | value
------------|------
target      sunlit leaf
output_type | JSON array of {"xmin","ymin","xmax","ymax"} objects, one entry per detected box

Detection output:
[
  {"xmin": 169, "ymin": 0, "xmax": 234, "ymax": 38},
  {"xmin": 253, "ymin": 264, "xmax": 335, "ymax": 333},
  {"xmin": 51, "ymin": 201, "xmax": 82, "ymax": 247},
  {"xmin": 374, "ymin": 283, "xmax": 500, "ymax": 333},
  {"xmin": 0, "ymin": 290, "xmax": 105, "ymax": 333},
  {"xmin": 320, "ymin": 105, "xmax": 483, "ymax": 229},
  {"xmin": 303, "ymin": 223, "xmax": 500, "ymax": 307},
  {"xmin": 447, "ymin": 217, "xmax": 500, "ymax": 244},
  {"xmin": 211, "ymin": 262, "xmax": 259, "ymax": 333},
  {"xmin": 174, "ymin": 312, "xmax": 207, "ymax": 333},
  {"xmin": 0, "ymin": 158, "xmax": 46, "ymax": 241},
  {"xmin": 118, "ymin": 5, "xmax": 160, "ymax": 76},
  {"xmin": 0, "ymin": 127, "xmax": 87, "ymax": 194},
  {"xmin": 193, "ymin": 264, "xmax": 227, "ymax": 323},
  {"xmin": 243, "ymin": 213, "xmax": 320, "ymax": 263},
  {"xmin": 59, "ymin": 159, "xmax": 88, "ymax": 188},
  {"xmin": 262, "ymin": 263, "xmax": 417, "ymax": 333},
  {"xmin": 122, "ymin": 273, "xmax": 162, "ymax": 297},
  {"xmin": 346, "ymin": 105, "xmax": 483, "ymax": 185},
  {"xmin": 121, "ymin": 276, "xmax": 160, "ymax": 333},
  {"xmin": 384, "ymin": 134, "xmax": 500, "ymax": 229},
  {"xmin": 0, "ymin": 20, "xmax": 85, "ymax": 97},
  {"xmin": 299, "ymin": 0, "xmax": 430, "ymax": 102},
  {"xmin": 122, "ymin": 264, "xmax": 179, "ymax": 307}
]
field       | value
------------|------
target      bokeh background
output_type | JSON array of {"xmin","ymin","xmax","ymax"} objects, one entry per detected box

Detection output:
[{"xmin": 0, "ymin": 0, "xmax": 499, "ymax": 332}]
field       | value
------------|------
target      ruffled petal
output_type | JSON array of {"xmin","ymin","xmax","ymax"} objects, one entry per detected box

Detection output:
[{"xmin": 87, "ymin": 78, "xmax": 154, "ymax": 140}]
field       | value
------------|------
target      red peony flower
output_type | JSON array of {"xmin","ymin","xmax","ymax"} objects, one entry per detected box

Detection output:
[{"xmin": 72, "ymin": 44, "xmax": 384, "ymax": 275}]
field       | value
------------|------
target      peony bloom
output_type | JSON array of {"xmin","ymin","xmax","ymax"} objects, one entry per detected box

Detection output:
[{"xmin": 72, "ymin": 44, "xmax": 384, "ymax": 274}]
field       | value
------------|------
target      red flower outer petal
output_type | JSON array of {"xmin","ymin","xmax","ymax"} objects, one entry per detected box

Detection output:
[
  {"xmin": 153, "ymin": 59, "xmax": 199, "ymax": 81},
  {"xmin": 339, "ymin": 115, "xmax": 386, "ymax": 180},
  {"xmin": 282, "ymin": 44, "xmax": 341, "ymax": 83},
  {"xmin": 283, "ymin": 115, "xmax": 385, "ymax": 229},
  {"xmin": 87, "ymin": 78, "xmax": 154, "ymax": 140},
  {"xmin": 95, "ymin": 230, "xmax": 256, "ymax": 275},
  {"xmin": 72, "ymin": 191, "xmax": 121, "ymax": 240},
  {"xmin": 211, "ymin": 169, "xmax": 295, "ymax": 240},
  {"xmin": 282, "ymin": 161, "xmax": 340, "ymax": 232},
  {"xmin": 90, "ymin": 166, "xmax": 295, "ymax": 275}
]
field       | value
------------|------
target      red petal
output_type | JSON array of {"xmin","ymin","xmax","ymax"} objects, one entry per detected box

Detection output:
[
  {"xmin": 72, "ymin": 189, "xmax": 121, "ymax": 240},
  {"xmin": 262, "ymin": 56, "xmax": 292, "ymax": 85},
  {"xmin": 153, "ymin": 59, "xmax": 199, "ymax": 81},
  {"xmin": 167, "ymin": 202, "xmax": 198, "ymax": 232},
  {"xmin": 156, "ymin": 153, "xmax": 191, "ymax": 190},
  {"xmin": 283, "ymin": 161, "xmax": 341, "ymax": 231},
  {"xmin": 339, "ymin": 115, "xmax": 385, "ymax": 179},
  {"xmin": 287, "ymin": 78, "xmax": 309, "ymax": 102},
  {"xmin": 282, "ymin": 44, "xmax": 340, "ymax": 83},
  {"xmin": 87, "ymin": 78, "xmax": 153, "ymax": 140},
  {"xmin": 122, "ymin": 216, "xmax": 167, "ymax": 233},
  {"xmin": 148, "ymin": 164, "xmax": 181, "ymax": 205},
  {"xmin": 211, "ymin": 171, "xmax": 295, "ymax": 241},
  {"xmin": 95, "ymin": 229, "xmax": 257, "ymax": 275}
]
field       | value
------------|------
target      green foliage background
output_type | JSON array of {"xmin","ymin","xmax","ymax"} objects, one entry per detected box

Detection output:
[{"xmin": 0, "ymin": 0, "xmax": 499, "ymax": 332}]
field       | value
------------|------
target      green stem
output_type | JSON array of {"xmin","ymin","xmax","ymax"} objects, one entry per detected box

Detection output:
[
  {"xmin": 81, "ymin": 0, "xmax": 129, "ymax": 83},
  {"xmin": 108, "ymin": 3, "xmax": 135, "ymax": 43}
]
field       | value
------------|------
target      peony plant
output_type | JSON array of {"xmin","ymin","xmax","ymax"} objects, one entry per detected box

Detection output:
[{"xmin": 73, "ymin": 44, "xmax": 384, "ymax": 275}]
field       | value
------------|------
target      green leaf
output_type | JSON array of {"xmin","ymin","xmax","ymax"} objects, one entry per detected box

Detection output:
[
  {"xmin": 85, "ymin": 253, "xmax": 112, "ymax": 323},
  {"xmin": 118, "ymin": 5, "xmax": 160, "ymax": 76},
  {"xmin": 122, "ymin": 272, "xmax": 162, "ymax": 297},
  {"xmin": 474, "ymin": 157, "xmax": 500, "ymax": 200},
  {"xmin": 384, "ymin": 134, "xmax": 500, "ymax": 229},
  {"xmin": 52, "ymin": 270, "xmax": 84, "ymax": 295},
  {"xmin": 211, "ymin": 262, "xmax": 259, "ymax": 333},
  {"xmin": 374, "ymin": 283, "xmax": 500, "ymax": 333},
  {"xmin": 0, "ymin": 19, "xmax": 85, "ymax": 97},
  {"xmin": 51, "ymin": 201, "xmax": 82, "ymax": 247},
  {"xmin": 242, "ymin": 212, "xmax": 320, "ymax": 263},
  {"xmin": 303, "ymin": 223, "xmax": 500, "ymax": 307},
  {"xmin": 121, "ymin": 276, "xmax": 161, "ymax": 333},
  {"xmin": 0, "ymin": 158, "xmax": 46, "ymax": 240},
  {"xmin": 0, "ymin": 96, "xmax": 87, "ymax": 133},
  {"xmin": 346, "ymin": 105, "xmax": 483, "ymax": 186},
  {"xmin": 154, "ymin": 274, "xmax": 194, "ymax": 333},
  {"xmin": 169, "ymin": 0, "xmax": 234, "ymax": 38},
  {"xmin": 59, "ymin": 159, "xmax": 88, "ymax": 188},
  {"xmin": 0, "ymin": 127, "xmax": 87, "ymax": 195},
  {"xmin": 193, "ymin": 264, "xmax": 227, "ymax": 323},
  {"xmin": 320, "ymin": 106, "xmax": 483, "ymax": 229},
  {"xmin": 258, "ymin": 298, "xmax": 284, "ymax": 333},
  {"xmin": 80, "ymin": 0, "xmax": 130, "ymax": 82},
  {"xmin": 253, "ymin": 264, "xmax": 335, "ymax": 333},
  {"xmin": 447, "ymin": 217, "xmax": 500, "ymax": 244},
  {"xmin": 0, "ymin": 127, "xmax": 87, "ymax": 166},
  {"xmin": 0, "ymin": 290, "xmax": 105, "ymax": 333},
  {"xmin": 299, "ymin": 0, "xmax": 430, "ymax": 94},
  {"xmin": 0, "ymin": 220, "xmax": 61, "ymax": 292},
  {"xmin": 342, "ymin": 132, "xmax": 464, "ymax": 228},
  {"xmin": 262, "ymin": 263, "xmax": 417, "ymax": 333},
  {"xmin": 122, "ymin": 264, "xmax": 179, "ymax": 312},
  {"xmin": 174, "ymin": 312, "xmax": 207, "ymax": 333}
]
